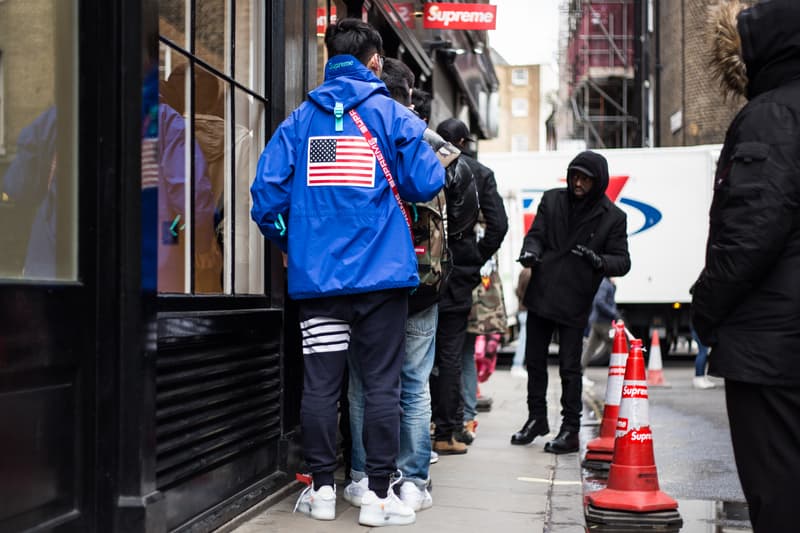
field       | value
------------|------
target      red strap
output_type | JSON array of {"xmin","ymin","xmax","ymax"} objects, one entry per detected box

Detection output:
[{"xmin": 349, "ymin": 109, "xmax": 414, "ymax": 241}]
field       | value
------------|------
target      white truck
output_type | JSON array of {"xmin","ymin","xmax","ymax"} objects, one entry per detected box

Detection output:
[{"xmin": 479, "ymin": 145, "xmax": 721, "ymax": 354}]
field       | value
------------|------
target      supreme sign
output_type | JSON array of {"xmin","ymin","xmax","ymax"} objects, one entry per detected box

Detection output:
[{"xmin": 423, "ymin": 3, "xmax": 497, "ymax": 30}]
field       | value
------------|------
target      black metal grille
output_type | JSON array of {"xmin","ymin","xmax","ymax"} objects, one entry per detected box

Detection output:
[{"xmin": 155, "ymin": 311, "xmax": 282, "ymax": 490}]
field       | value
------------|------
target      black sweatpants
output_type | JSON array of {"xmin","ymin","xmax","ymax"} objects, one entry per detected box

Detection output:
[
  {"xmin": 725, "ymin": 379, "xmax": 800, "ymax": 533},
  {"xmin": 297, "ymin": 289, "xmax": 407, "ymax": 491},
  {"xmin": 525, "ymin": 312, "xmax": 583, "ymax": 432}
]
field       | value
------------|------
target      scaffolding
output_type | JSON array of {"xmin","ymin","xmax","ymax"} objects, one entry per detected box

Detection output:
[{"xmin": 563, "ymin": 0, "xmax": 638, "ymax": 148}]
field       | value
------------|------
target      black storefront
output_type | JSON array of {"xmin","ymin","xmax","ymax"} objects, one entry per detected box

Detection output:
[{"xmin": 0, "ymin": 2, "xmax": 497, "ymax": 532}]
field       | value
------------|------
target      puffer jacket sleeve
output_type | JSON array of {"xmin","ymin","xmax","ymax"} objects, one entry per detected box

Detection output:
[
  {"xmin": 692, "ymin": 102, "xmax": 800, "ymax": 344},
  {"xmin": 600, "ymin": 208, "xmax": 631, "ymax": 277},
  {"xmin": 250, "ymin": 112, "xmax": 298, "ymax": 253},
  {"xmin": 391, "ymin": 105, "xmax": 445, "ymax": 203}
]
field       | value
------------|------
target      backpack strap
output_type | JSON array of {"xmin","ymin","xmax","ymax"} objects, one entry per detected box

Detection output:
[{"xmin": 349, "ymin": 108, "xmax": 414, "ymax": 242}]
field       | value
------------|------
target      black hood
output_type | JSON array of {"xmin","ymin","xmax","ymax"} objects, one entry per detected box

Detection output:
[
  {"xmin": 738, "ymin": 0, "xmax": 800, "ymax": 99},
  {"xmin": 566, "ymin": 150, "xmax": 609, "ymax": 207}
]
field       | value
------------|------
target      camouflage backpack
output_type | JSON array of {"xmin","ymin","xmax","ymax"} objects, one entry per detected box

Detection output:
[
  {"xmin": 468, "ymin": 256, "xmax": 509, "ymax": 335},
  {"xmin": 407, "ymin": 189, "xmax": 450, "ymax": 296}
]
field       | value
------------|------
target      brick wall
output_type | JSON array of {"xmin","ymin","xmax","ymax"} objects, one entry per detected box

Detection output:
[{"xmin": 657, "ymin": 0, "xmax": 745, "ymax": 147}]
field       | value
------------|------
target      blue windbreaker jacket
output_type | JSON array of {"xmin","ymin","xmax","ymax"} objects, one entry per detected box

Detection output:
[{"xmin": 251, "ymin": 55, "xmax": 445, "ymax": 299}]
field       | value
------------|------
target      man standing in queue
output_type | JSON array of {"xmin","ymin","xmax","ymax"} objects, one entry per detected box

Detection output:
[{"xmin": 513, "ymin": 150, "xmax": 630, "ymax": 454}]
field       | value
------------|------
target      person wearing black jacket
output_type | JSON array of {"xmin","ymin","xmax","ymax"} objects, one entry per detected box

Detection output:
[
  {"xmin": 513, "ymin": 150, "xmax": 630, "ymax": 454},
  {"xmin": 431, "ymin": 118, "xmax": 508, "ymax": 455},
  {"xmin": 693, "ymin": 2, "xmax": 800, "ymax": 530}
]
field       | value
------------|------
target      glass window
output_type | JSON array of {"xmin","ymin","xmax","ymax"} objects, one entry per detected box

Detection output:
[
  {"xmin": 196, "ymin": 0, "xmax": 230, "ymax": 75},
  {"xmin": 159, "ymin": 0, "xmax": 188, "ymax": 49},
  {"xmin": 511, "ymin": 68, "xmax": 529, "ymax": 86},
  {"xmin": 234, "ymin": 88, "xmax": 264, "ymax": 294},
  {"xmin": 511, "ymin": 98, "xmax": 529, "ymax": 118},
  {"xmin": 511, "ymin": 134, "xmax": 529, "ymax": 152},
  {"xmin": 235, "ymin": 0, "xmax": 262, "ymax": 91},
  {"xmin": 0, "ymin": 0, "xmax": 78, "ymax": 281},
  {"xmin": 158, "ymin": 0, "xmax": 266, "ymax": 295}
]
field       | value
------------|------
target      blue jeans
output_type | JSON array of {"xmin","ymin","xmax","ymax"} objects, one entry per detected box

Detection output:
[
  {"xmin": 513, "ymin": 311, "xmax": 527, "ymax": 367},
  {"xmin": 691, "ymin": 327, "xmax": 709, "ymax": 377},
  {"xmin": 461, "ymin": 333, "xmax": 478, "ymax": 422},
  {"xmin": 349, "ymin": 303, "xmax": 438, "ymax": 488}
]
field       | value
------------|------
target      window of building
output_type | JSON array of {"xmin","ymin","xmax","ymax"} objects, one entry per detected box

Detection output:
[
  {"xmin": 511, "ymin": 135, "xmax": 529, "ymax": 152},
  {"xmin": 0, "ymin": 1, "xmax": 79, "ymax": 281},
  {"xmin": 511, "ymin": 98, "xmax": 529, "ymax": 118},
  {"xmin": 511, "ymin": 68, "xmax": 528, "ymax": 86},
  {"xmin": 158, "ymin": 0, "xmax": 266, "ymax": 295}
]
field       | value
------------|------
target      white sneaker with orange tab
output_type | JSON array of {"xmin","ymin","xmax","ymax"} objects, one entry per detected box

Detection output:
[
  {"xmin": 358, "ymin": 489, "xmax": 415, "ymax": 526},
  {"xmin": 293, "ymin": 482, "xmax": 336, "ymax": 520}
]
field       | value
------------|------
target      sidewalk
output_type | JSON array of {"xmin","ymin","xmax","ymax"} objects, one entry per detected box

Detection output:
[{"xmin": 216, "ymin": 365, "xmax": 587, "ymax": 532}]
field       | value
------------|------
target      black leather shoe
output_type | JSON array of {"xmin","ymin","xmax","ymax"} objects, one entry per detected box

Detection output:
[
  {"xmin": 510, "ymin": 418, "xmax": 549, "ymax": 445},
  {"xmin": 544, "ymin": 429, "xmax": 579, "ymax": 454}
]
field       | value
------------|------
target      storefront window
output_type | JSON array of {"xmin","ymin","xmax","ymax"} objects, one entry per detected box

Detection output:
[
  {"xmin": 158, "ymin": 0, "xmax": 266, "ymax": 295},
  {"xmin": 0, "ymin": 0, "xmax": 78, "ymax": 281}
]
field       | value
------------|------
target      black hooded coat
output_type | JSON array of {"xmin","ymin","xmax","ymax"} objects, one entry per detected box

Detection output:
[
  {"xmin": 692, "ymin": 0, "xmax": 800, "ymax": 386},
  {"xmin": 521, "ymin": 151, "xmax": 630, "ymax": 328}
]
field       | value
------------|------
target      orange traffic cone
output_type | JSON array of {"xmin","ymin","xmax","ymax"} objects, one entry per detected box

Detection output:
[
  {"xmin": 586, "ymin": 339, "xmax": 682, "ymax": 528},
  {"xmin": 583, "ymin": 321, "xmax": 629, "ymax": 470},
  {"xmin": 646, "ymin": 330, "xmax": 668, "ymax": 387}
]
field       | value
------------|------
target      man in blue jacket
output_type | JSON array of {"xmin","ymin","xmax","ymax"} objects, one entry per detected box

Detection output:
[{"xmin": 251, "ymin": 18, "xmax": 444, "ymax": 527}]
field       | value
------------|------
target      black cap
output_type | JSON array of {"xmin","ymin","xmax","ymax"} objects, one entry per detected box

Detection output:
[
  {"xmin": 436, "ymin": 118, "xmax": 471, "ymax": 144},
  {"xmin": 567, "ymin": 164, "xmax": 596, "ymax": 179}
]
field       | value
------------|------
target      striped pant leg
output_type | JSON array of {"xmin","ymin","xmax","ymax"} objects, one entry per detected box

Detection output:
[{"xmin": 298, "ymin": 309, "xmax": 352, "ymax": 478}]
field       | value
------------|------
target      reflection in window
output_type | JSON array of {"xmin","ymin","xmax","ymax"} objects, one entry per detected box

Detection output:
[
  {"xmin": 0, "ymin": 0, "xmax": 78, "ymax": 281},
  {"xmin": 511, "ymin": 98, "xmax": 529, "ymax": 118},
  {"xmin": 158, "ymin": 0, "xmax": 265, "ymax": 295}
]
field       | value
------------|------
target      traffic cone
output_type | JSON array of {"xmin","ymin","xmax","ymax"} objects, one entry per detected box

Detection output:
[
  {"xmin": 585, "ymin": 338, "xmax": 682, "ymax": 529},
  {"xmin": 583, "ymin": 321, "xmax": 628, "ymax": 471},
  {"xmin": 646, "ymin": 330, "xmax": 668, "ymax": 387}
]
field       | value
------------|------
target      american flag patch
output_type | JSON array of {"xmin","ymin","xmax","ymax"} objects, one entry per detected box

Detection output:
[{"xmin": 307, "ymin": 136, "xmax": 375, "ymax": 187}]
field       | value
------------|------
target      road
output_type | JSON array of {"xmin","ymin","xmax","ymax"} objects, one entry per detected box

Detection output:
[{"xmin": 581, "ymin": 359, "xmax": 752, "ymax": 532}]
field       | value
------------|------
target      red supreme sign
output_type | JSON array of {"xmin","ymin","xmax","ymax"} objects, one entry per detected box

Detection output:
[{"xmin": 423, "ymin": 2, "xmax": 497, "ymax": 30}]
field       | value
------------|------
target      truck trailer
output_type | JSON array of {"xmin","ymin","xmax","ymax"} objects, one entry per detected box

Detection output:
[{"xmin": 479, "ymin": 145, "xmax": 721, "ymax": 355}]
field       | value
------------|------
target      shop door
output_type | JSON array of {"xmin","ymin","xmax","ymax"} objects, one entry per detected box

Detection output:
[{"xmin": 0, "ymin": 1, "xmax": 96, "ymax": 532}]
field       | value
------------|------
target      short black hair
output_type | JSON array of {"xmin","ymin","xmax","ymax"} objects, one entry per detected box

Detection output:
[
  {"xmin": 324, "ymin": 18, "xmax": 383, "ymax": 65},
  {"xmin": 436, "ymin": 118, "xmax": 471, "ymax": 146},
  {"xmin": 411, "ymin": 89, "xmax": 432, "ymax": 122},
  {"xmin": 381, "ymin": 58, "xmax": 415, "ymax": 106}
]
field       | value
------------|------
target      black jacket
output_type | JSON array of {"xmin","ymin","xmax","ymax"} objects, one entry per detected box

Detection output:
[
  {"xmin": 522, "ymin": 151, "xmax": 630, "ymax": 328},
  {"xmin": 439, "ymin": 155, "xmax": 508, "ymax": 313},
  {"xmin": 692, "ymin": 0, "xmax": 800, "ymax": 386}
]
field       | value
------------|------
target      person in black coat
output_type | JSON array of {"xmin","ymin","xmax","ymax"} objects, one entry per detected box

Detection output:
[
  {"xmin": 431, "ymin": 118, "xmax": 508, "ymax": 455},
  {"xmin": 512, "ymin": 150, "xmax": 630, "ymax": 453},
  {"xmin": 693, "ymin": 2, "xmax": 800, "ymax": 530}
]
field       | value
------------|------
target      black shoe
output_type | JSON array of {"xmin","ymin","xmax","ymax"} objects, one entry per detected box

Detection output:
[
  {"xmin": 510, "ymin": 418, "xmax": 549, "ymax": 445},
  {"xmin": 544, "ymin": 429, "xmax": 579, "ymax": 454},
  {"xmin": 476, "ymin": 396, "xmax": 493, "ymax": 412},
  {"xmin": 454, "ymin": 429, "xmax": 474, "ymax": 445}
]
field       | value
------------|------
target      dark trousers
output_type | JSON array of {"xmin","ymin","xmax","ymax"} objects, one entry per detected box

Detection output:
[
  {"xmin": 432, "ymin": 308, "xmax": 470, "ymax": 440},
  {"xmin": 525, "ymin": 312, "xmax": 583, "ymax": 432},
  {"xmin": 297, "ymin": 289, "xmax": 407, "ymax": 486},
  {"xmin": 726, "ymin": 379, "xmax": 800, "ymax": 533}
]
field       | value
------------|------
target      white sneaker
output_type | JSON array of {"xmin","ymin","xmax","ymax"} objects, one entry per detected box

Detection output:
[
  {"xmin": 359, "ymin": 489, "xmax": 416, "ymax": 526},
  {"xmin": 510, "ymin": 366, "xmax": 528, "ymax": 378},
  {"xmin": 343, "ymin": 477, "xmax": 369, "ymax": 507},
  {"xmin": 399, "ymin": 481, "xmax": 433, "ymax": 511},
  {"xmin": 429, "ymin": 451, "xmax": 439, "ymax": 464},
  {"xmin": 693, "ymin": 376, "xmax": 716, "ymax": 389},
  {"xmin": 293, "ymin": 484, "xmax": 336, "ymax": 520}
]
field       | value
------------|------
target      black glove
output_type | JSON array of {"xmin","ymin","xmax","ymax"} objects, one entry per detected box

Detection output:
[
  {"xmin": 573, "ymin": 244, "xmax": 604, "ymax": 271},
  {"xmin": 517, "ymin": 250, "xmax": 541, "ymax": 268}
]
